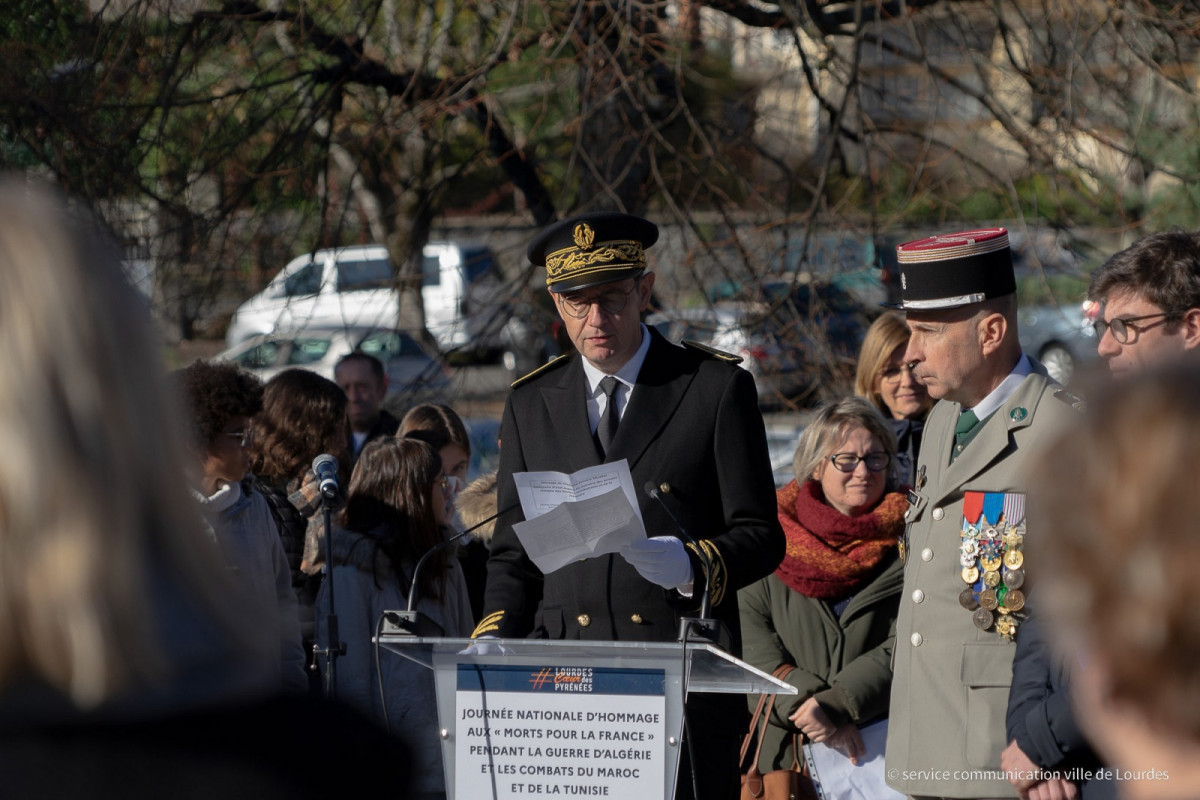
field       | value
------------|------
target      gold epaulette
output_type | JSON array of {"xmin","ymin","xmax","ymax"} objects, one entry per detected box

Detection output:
[
  {"xmin": 1052, "ymin": 388, "xmax": 1087, "ymax": 412},
  {"xmin": 511, "ymin": 354, "xmax": 570, "ymax": 389},
  {"xmin": 681, "ymin": 340, "xmax": 743, "ymax": 364}
]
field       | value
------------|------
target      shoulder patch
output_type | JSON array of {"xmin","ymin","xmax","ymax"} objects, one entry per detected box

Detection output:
[
  {"xmin": 681, "ymin": 340, "xmax": 743, "ymax": 364},
  {"xmin": 510, "ymin": 354, "xmax": 570, "ymax": 389},
  {"xmin": 1053, "ymin": 388, "xmax": 1087, "ymax": 412}
]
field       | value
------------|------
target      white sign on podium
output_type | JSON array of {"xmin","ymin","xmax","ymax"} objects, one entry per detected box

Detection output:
[{"xmin": 455, "ymin": 664, "xmax": 665, "ymax": 798}]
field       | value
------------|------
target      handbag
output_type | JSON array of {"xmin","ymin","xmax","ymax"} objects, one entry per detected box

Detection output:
[{"xmin": 739, "ymin": 665, "xmax": 818, "ymax": 800}]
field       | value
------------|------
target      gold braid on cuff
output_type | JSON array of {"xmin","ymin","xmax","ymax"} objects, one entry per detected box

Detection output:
[{"xmin": 685, "ymin": 540, "xmax": 728, "ymax": 607}]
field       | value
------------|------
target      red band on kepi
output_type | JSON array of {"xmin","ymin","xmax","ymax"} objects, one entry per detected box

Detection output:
[{"xmin": 889, "ymin": 227, "xmax": 1015, "ymax": 311}]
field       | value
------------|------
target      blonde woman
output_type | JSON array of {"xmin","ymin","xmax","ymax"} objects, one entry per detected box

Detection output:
[
  {"xmin": 0, "ymin": 179, "xmax": 404, "ymax": 795},
  {"xmin": 854, "ymin": 311, "xmax": 932, "ymax": 485}
]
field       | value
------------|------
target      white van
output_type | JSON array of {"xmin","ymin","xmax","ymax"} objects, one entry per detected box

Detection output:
[{"xmin": 225, "ymin": 242, "xmax": 503, "ymax": 353}]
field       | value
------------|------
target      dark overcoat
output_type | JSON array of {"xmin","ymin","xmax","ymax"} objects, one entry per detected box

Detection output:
[
  {"xmin": 477, "ymin": 328, "xmax": 784, "ymax": 648},
  {"xmin": 476, "ymin": 328, "xmax": 785, "ymax": 800}
]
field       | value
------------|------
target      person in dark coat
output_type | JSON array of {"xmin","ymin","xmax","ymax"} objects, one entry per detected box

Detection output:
[
  {"xmin": 247, "ymin": 369, "xmax": 351, "ymax": 691},
  {"xmin": 335, "ymin": 350, "xmax": 400, "ymax": 462},
  {"xmin": 1004, "ymin": 597, "xmax": 1116, "ymax": 800},
  {"xmin": 0, "ymin": 179, "xmax": 408, "ymax": 798},
  {"xmin": 854, "ymin": 310, "xmax": 933, "ymax": 486},
  {"xmin": 473, "ymin": 211, "xmax": 785, "ymax": 800}
]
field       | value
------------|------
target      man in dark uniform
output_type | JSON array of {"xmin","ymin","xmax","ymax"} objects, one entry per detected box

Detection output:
[{"xmin": 473, "ymin": 211, "xmax": 785, "ymax": 800}]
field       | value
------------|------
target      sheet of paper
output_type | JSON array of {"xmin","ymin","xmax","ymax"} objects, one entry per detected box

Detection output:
[
  {"xmin": 802, "ymin": 718, "xmax": 903, "ymax": 800},
  {"xmin": 512, "ymin": 487, "xmax": 645, "ymax": 573},
  {"xmin": 513, "ymin": 459, "xmax": 641, "ymax": 521}
]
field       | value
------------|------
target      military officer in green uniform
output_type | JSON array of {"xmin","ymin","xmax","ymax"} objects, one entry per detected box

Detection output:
[{"xmin": 882, "ymin": 229, "xmax": 1080, "ymax": 800}]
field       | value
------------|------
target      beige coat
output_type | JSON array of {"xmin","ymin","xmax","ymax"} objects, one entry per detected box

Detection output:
[{"xmin": 884, "ymin": 366, "xmax": 1079, "ymax": 798}]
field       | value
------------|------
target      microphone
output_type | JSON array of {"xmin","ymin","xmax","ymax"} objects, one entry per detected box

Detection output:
[
  {"xmin": 382, "ymin": 500, "xmax": 520, "ymax": 637},
  {"xmin": 312, "ymin": 454, "xmax": 340, "ymax": 500},
  {"xmin": 643, "ymin": 481, "xmax": 726, "ymax": 647}
]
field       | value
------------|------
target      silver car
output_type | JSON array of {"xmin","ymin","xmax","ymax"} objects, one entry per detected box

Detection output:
[
  {"xmin": 216, "ymin": 325, "xmax": 450, "ymax": 400},
  {"xmin": 1017, "ymin": 302, "xmax": 1098, "ymax": 385}
]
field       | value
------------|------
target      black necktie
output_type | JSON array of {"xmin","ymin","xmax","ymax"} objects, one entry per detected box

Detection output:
[{"xmin": 597, "ymin": 376, "xmax": 621, "ymax": 456}]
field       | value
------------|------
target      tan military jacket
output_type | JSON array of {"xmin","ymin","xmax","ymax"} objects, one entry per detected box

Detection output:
[{"xmin": 884, "ymin": 366, "xmax": 1078, "ymax": 798}]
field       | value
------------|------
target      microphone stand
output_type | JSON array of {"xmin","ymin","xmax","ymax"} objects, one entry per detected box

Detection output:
[
  {"xmin": 382, "ymin": 501, "xmax": 520, "ymax": 637},
  {"xmin": 313, "ymin": 488, "xmax": 345, "ymax": 698},
  {"xmin": 644, "ymin": 482, "xmax": 726, "ymax": 646}
]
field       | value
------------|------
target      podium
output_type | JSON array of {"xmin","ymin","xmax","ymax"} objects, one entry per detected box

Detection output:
[{"xmin": 381, "ymin": 636, "xmax": 797, "ymax": 800}]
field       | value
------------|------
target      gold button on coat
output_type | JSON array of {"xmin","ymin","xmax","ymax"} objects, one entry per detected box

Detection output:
[
  {"xmin": 630, "ymin": 614, "xmax": 643, "ymax": 624},
  {"xmin": 577, "ymin": 614, "xmax": 591, "ymax": 627}
]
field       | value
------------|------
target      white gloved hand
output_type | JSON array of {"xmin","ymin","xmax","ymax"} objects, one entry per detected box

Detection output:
[
  {"xmin": 621, "ymin": 536, "xmax": 694, "ymax": 590},
  {"xmin": 457, "ymin": 635, "xmax": 512, "ymax": 656}
]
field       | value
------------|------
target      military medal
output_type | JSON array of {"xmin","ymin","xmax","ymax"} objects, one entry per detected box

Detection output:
[
  {"xmin": 960, "ymin": 490, "xmax": 1028, "ymax": 640},
  {"xmin": 1005, "ymin": 589, "xmax": 1026, "ymax": 612},
  {"xmin": 959, "ymin": 587, "xmax": 980, "ymax": 610},
  {"xmin": 972, "ymin": 608, "xmax": 995, "ymax": 630},
  {"xmin": 1003, "ymin": 568, "xmax": 1024, "ymax": 589}
]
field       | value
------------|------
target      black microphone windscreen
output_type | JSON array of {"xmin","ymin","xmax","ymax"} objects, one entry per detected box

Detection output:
[{"xmin": 643, "ymin": 480, "xmax": 659, "ymax": 498}]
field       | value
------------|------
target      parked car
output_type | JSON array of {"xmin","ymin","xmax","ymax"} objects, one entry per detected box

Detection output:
[
  {"xmin": 216, "ymin": 325, "xmax": 450, "ymax": 401},
  {"xmin": 225, "ymin": 242, "xmax": 504, "ymax": 356},
  {"xmin": 1018, "ymin": 302, "xmax": 1098, "ymax": 385},
  {"xmin": 647, "ymin": 304, "xmax": 811, "ymax": 406}
]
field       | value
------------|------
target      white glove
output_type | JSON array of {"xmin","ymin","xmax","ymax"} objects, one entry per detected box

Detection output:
[
  {"xmin": 458, "ymin": 635, "xmax": 512, "ymax": 656},
  {"xmin": 621, "ymin": 536, "xmax": 694, "ymax": 590}
]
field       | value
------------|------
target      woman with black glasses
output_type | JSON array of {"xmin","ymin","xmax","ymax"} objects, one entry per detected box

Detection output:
[{"xmin": 738, "ymin": 397, "xmax": 908, "ymax": 790}]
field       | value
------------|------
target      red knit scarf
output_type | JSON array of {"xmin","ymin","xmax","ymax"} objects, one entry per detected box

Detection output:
[{"xmin": 774, "ymin": 479, "xmax": 907, "ymax": 599}]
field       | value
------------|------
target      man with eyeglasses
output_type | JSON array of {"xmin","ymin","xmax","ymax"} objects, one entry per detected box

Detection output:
[
  {"xmin": 881, "ymin": 229, "xmax": 1083, "ymax": 800},
  {"xmin": 1087, "ymin": 231, "xmax": 1200, "ymax": 378},
  {"xmin": 473, "ymin": 211, "xmax": 784, "ymax": 800}
]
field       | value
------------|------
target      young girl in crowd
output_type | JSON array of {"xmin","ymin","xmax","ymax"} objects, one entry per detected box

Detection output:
[{"xmin": 316, "ymin": 437, "xmax": 473, "ymax": 800}]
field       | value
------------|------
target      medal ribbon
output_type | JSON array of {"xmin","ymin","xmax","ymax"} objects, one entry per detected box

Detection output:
[
  {"xmin": 981, "ymin": 492, "xmax": 1005, "ymax": 526},
  {"xmin": 962, "ymin": 491, "xmax": 985, "ymax": 525}
]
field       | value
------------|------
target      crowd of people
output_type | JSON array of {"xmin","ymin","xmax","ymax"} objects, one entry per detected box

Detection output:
[{"xmin": 2, "ymin": 174, "xmax": 1198, "ymax": 800}]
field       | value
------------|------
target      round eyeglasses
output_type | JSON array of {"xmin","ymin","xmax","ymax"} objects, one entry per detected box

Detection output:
[
  {"xmin": 1092, "ymin": 312, "xmax": 1179, "ymax": 344},
  {"xmin": 557, "ymin": 284, "xmax": 639, "ymax": 320},
  {"xmin": 828, "ymin": 452, "xmax": 891, "ymax": 473}
]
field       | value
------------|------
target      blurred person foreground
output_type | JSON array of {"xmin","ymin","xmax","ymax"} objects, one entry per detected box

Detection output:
[
  {"xmin": 0, "ymin": 178, "xmax": 406, "ymax": 797},
  {"xmin": 1029, "ymin": 364, "xmax": 1200, "ymax": 800}
]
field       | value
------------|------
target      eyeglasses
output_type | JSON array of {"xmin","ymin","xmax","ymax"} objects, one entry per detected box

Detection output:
[
  {"xmin": 223, "ymin": 429, "xmax": 253, "ymax": 447},
  {"xmin": 1093, "ymin": 312, "xmax": 1179, "ymax": 344},
  {"xmin": 828, "ymin": 452, "xmax": 891, "ymax": 473},
  {"xmin": 557, "ymin": 283, "xmax": 639, "ymax": 320},
  {"xmin": 879, "ymin": 363, "xmax": 916, "ymax": 384}
]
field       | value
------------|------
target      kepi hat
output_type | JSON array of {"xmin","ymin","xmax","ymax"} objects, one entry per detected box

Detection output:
[
  {"xmin": 528, "ymin": 211, "xmax": 658, "ymax": 293},
  {"xmin": 889, "ymin": 227, "xmax": 1016, "ymax": 310}
]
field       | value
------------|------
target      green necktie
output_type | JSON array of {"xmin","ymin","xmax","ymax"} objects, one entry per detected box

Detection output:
[{"xmin": 955, "ymin": 409, "xmax": 979, "ymax": 438}]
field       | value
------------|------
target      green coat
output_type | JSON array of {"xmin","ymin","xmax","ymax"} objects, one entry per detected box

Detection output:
[
  {"xmin": 738, "ymin": 557, "xmax": 903, "ymax": 772},
  {"xmin": 884, "ymin": 366, "xmax": 1079, "ymax": 798}
]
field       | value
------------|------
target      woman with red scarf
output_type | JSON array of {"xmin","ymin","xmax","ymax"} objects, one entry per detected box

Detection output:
[{"xmin": 739, "ymin": 397, "xmax": 908, "ymax": 773}]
